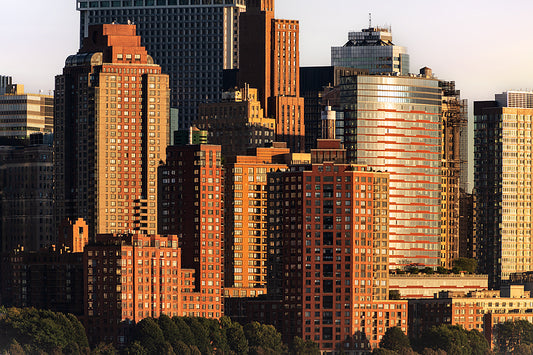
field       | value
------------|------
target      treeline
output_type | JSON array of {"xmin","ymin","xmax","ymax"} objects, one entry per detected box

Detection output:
[
  {"xmin": 0, "ymin": 307, "xmax": 319, "ymax": 355},
  {"xmin": 0, "ymin": 307, "xmax": 89, "ymax": 354},
  {"xmin": 122, "ymin": 315, "xmax": 319, "ymax": 355},
  {"xmin": 373, "ymin": 325, "xmax": 490, "ymax": 355}
]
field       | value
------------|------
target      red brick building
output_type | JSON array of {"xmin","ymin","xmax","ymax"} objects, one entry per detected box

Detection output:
[
  {"xmin": 83, "ymin": 233, "xmax": 181, "ymax": 345},
  {"xmin": 267, "ymin": 140, "xmax": 407, "ymax": 352},
  {"xmin": 239, "ymin": 0, "xmax": 305, "ymax": 152},
  {"xmin": 159, "ymin": 144, "xmax": 224, "ymax": 319}
]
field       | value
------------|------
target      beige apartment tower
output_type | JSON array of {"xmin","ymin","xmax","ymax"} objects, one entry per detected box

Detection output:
[{"xmin": 54, "ymin": 24, "xmax": 169, "ymax": 238}]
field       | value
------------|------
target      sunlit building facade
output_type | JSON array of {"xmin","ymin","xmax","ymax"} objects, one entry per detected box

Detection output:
[
  {"xmin": 475, "ymin": 92, "xmax": 533, "ymax": 289},
  {"xmin": 77, "ymin": 0, "xmax": 245, "ymax": 130},
  {"xmin": 54, "ymin": 24, "xmax": 169, "ymax": 237},
  {"xmin": 340, "ymin": 73, "xmax": 442, "ymax": 268}
]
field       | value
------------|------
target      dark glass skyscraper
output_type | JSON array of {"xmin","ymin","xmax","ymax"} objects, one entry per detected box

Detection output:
[{"xmin": 77, "ymin": 0, "xmax": 245, "ymax": 130}]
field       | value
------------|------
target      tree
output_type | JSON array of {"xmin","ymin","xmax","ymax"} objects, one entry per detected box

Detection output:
[
  {"xmin": 174, "ymin": 341, "xmax": 192, "ymax": 355},
  {"xmin": 131, "ymin": 318, "xmax": 172, "ymax": 354},
  {"xmin": 290, "ymin": 336, "xmax": 320, "ymax": 355},
  {"xmin": 184, "ymin": 317, "xmax": 212, "ymax": 354},
  {"xmin": 0, "ymin": 307, "xmax": 89, "ymax": 354},
  {"xmin": 226, "ymin": 323, "xmax": 249, "ymax": 355},
  {"xmin": 172, "ymin": 317, "xmax": 195, "ymax": 345},
  {"xmin": 452, "ymin": 258, "xmax": 478, "ymax": 274},
  {"xmin": 244, "ymin": 322, "xmax": 287, "ymax": 354},
  {"xmin": 413, "ymin": 325, "xmax": 489, "ymax": 355},
  {"xmin": 494, "ymin": 320, "xmax": 533, "ymax": 353},
  {"xmin": 158, "ymin": 314, "xmax": 182, "ymax": 352},
  {"xmin": 91, "ymin": 343, "xmax": 117, "ymax": 355},
  {"xmin": 379, "ymin": 327, "xmax": 410, "ymax": 352}
]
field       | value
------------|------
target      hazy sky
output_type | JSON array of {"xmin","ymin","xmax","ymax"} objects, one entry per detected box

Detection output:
[{"xmin": 3, "ymin": 0, "xmax": 533, "ymax": 101}]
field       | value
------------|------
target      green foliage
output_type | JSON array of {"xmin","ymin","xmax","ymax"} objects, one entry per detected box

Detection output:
[
  {"xmin": 379, "ymin": 327, "xmax": 410, "ymax": 352},
  {"xmin": 226, "ymin": 323, "xmax": 249, "ymax": 355},
  {"xmin": 290, "ymin": 336, "xmax": 320, "ymax": 355},
  {"xmin": 452, "ymin": 258, "xmax": 478, "ymax": 274},
  {"xmin": 494, "ymin": 320, "xmax": 533, "ymax": 353},
  {"xmin": 244, "ymin": 321, "xmax": 287, "ymax": 355},
  {"xmin": 412, "ymin": 324, "xmax": 489, "ymax": 355},
  {"xmin": 91, "ymin": 342, "xmax": 117, "ymax": 355},
  {"xmin": 0, "ymin": 307, "xmax": 89, "ymax": 354},
  {"xmin": 131, "ymin": 317, "xmax": 172, "ymax": 354}
]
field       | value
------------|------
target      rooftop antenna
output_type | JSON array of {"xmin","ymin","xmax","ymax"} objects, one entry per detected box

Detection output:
[{"xmin": 369, "ymin": 13, "xmax": 372, "ymax": 28}]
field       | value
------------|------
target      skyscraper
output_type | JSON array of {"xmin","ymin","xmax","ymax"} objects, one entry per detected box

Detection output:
[
  {"xmin": 440, "ymin": 80, "xmax": 468, "ymax": 268},
  {"xmin": 340, "ymin": 71, "xmax": 442, "ymax": 268},
  {"xmin": 331, "ymin": 26, "xmax": 409, "ymax": 75},
  {"xmin": 475, "ymin": 92, "xmax": 533, "ymax": 288},
  {"xmin": 54, "ymin": 24, "xmax": 169, "ymax": 237},
  {"xmin": 239, "ymin": 0, "xmax": 305, "ymax": 152},
  {"xmin": 159, "ymin": 144, "xmax": 224, "ymax": 318},
  {"xmin": 0, "ymin": 138, "xmax": 54, "ymax": 252},
  {"xmin": 77, "ymin": 0, "xmax": 245, "ymax": 131},
  {"xmin": 267, "ymin": 146, "xmax": 408, "ymax": 351}
]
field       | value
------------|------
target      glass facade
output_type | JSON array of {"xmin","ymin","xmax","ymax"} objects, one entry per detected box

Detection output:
[
  {"xmin": 341, "ymin": 75, "xmax": 442, "ymax": 267},
  {"xmin": 331, "ymin": 28, "xmax": 409, "ymax": 75},
  {"xmin": 475, "ymin": 99, "xmax": 533, "ymax": 288},
  {"xmin": 77, "ymin": 0, "xmax": 245, "ymax": 130}
]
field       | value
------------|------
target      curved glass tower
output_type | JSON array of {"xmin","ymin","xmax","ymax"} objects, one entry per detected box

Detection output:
[{"xmin": 341, "ymin": 74, "xmax": 442, "ymax": 267}]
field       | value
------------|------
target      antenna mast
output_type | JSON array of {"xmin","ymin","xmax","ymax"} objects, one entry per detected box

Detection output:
[{"xmin": 369, "ymin": 13, "xmax": 372, "ymax": 28}]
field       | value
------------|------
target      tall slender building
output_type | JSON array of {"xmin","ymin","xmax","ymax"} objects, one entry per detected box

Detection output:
[
  {"xmin": 331, "ymin": 26, "xmax": 409, "ymax": 75},
  {"xmin": 77, "ymin": 0, "xmax": 245, "ymax": 131},
  {"xmin": 54, "ymin": 24, "xmax": 169, "ymax": 237},
  {"xmin": 475, "ymin": 92, "xmax": 533, "ymax": 289},
  {"xmin": 340, "ymin": 71, "xmax": 442, "ymax": 268},
  {"xmin": 440, "ymin": 80, "xmax": 468, "ymax": 268},
  {"xmin": 267, "ymin": 142, "xmax": 408, "ymax": 351},
  {"xmin": 239, "ymin": 0, "xmax": 305, "ymax": 152},
  {"xmin": 159, "ymin": 144, "xmax": 224, "ymax": 318}
]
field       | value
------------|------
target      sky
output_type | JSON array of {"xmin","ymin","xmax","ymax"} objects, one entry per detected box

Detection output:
[{"xmin": 3, "ymin": 0, "xmax": 533, "ymax": 188}]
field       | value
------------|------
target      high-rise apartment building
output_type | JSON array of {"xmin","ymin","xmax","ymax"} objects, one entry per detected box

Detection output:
[
  {"xmin": 0, "ymin": 84, "xmax": 53, "ymax": 139},
  {"xmin": 474, "ymin": 92, "xmax": 533, "ymax": 288},
  {"xmin": 83, "ymin": 233, "xmax": 181, "ymax": 345},
  {"xmin": 239, "ymin": 0, "xmax": 305, "ymax": 152},
  {"xmin": 331, "ymin": 26, "xmax": 409, "ymax": 75},
  {"xmin": 195, "ymin": 86, "xmax": 275, "ymax": 159},
  {"xmin": 440, "ymin": 80, "xmax": 468, "ymax": 268},
  {"xmin": 340, "ymin": 72, "xmax": 442, "ymax": 268},
  {"xmin": 77, "ymin": 0, "xmax": 245, "ymax": 131},
  {"xmin": 0, "ymin": 138, "xmax": 54, "ymax": 252},
  {"xmin": 159, "ymin": 144, "xmax": 224, "ymax": 318},
  {"xmin": 267, "ymin": 148, "xmax": 408, "ymax": 351},
  {"xmin": 54, "ymin": 24, "xmax": 169, "ymax": 237},
  {"xmin": 223, "ymin": 143, "xmax": 291, "ymax": 298}
]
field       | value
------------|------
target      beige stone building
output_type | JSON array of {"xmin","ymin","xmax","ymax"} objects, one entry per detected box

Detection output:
[{"xmin": 54, "ymin": 24, "xmax": 169, "ymax": 237}]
